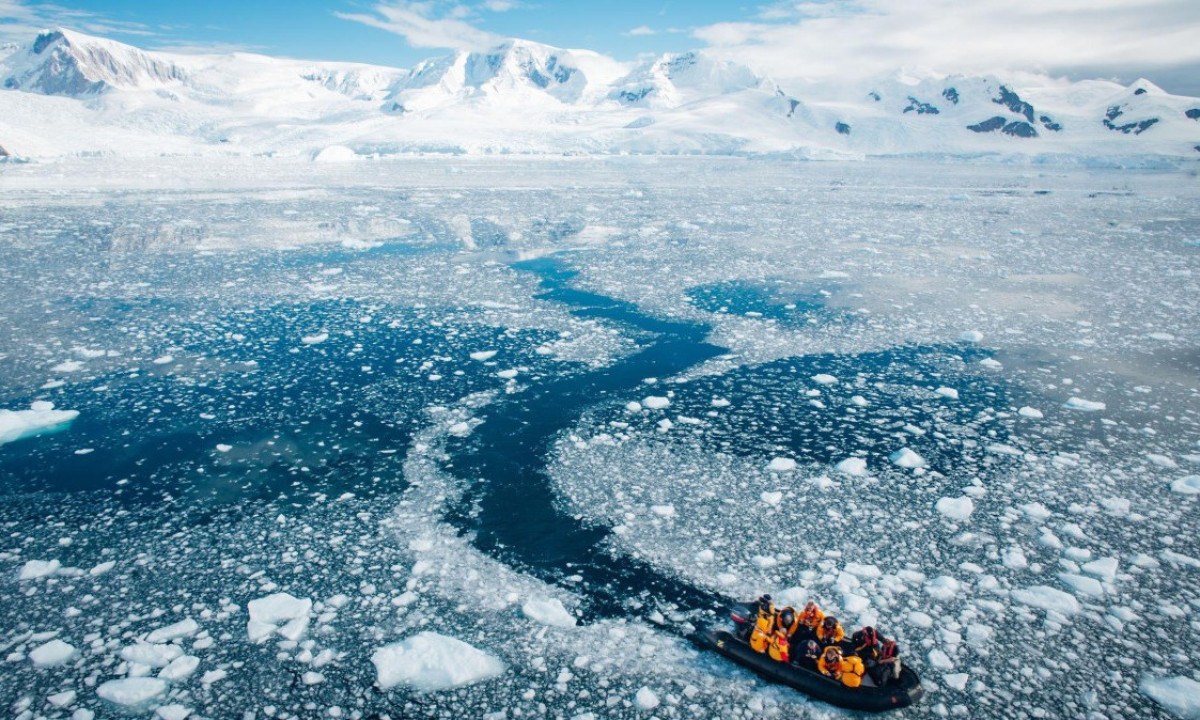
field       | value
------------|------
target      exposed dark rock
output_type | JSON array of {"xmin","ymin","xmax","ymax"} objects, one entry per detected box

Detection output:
[
  {"xmin": 942, "ymin": 87, "xmax": 959, "ymax": 104},
  {"xmin": 32, "ymin": 30, "xmax": 63, "ymax": 55},
  {"xmin": 966, "ymin": 116, "xmax": 1037, "ymax": 138},
  {"xmin": 1195, "ymin": 145, "xmax": 1200, "ymax": 152},
  {"xmin": 993, "ymin": 85, "xmax": 1035, "ymax": 122},
  {"xmin": 1134, "ymin": 88, "xmax": 1147, "ymax": 95},
  {"xmin": 0, "ymin": 144, "xmax": 8, "ymax": 157},
  {"xmin": 835, "ymin": 121, "xmax": 851, "ymax": 135},
  {"xmin": 617, "ymin": 87, "xmax": 652, "ymax": 104},
  {"xmin": 1104, "ymin": 113, "xmax": 1159, "ymax": 134},
  {"xmin": 388, "ymin": 102, "xmax": 406, "ymax": 114},
  {"xmin": 786, "ymin": 98, "xmax": 801, "ymax": 118},
  {"xmin": 903, "ymin": 96, "xmax": 939, "ymax": 114},
  {"xmin": 868, "ymin": 91, "xmax": 881, "ymax": 102},
  {"xmin": 1040, "ymin": 115, "xmax": 1062, "ymax": 132},
  {"xmin": 1002, "ymin": 121, "xmax": 1038, "ymax": 138},
  {"xmin": 1186, "ymin": 108, "xmax": 1200, "ymax": 120},
  {"xmin": 967, "ymin": 116, "xmax": 1007, "ymax": 133}
]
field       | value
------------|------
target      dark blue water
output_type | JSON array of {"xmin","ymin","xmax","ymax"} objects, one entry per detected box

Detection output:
[{"xmin": 445, "ymin": 257, "xmax": 736, "ymax": 622}]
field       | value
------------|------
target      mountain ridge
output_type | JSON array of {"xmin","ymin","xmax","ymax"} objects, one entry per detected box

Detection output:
[{"xmin": 1, "ymin": 27, "xmax": 1197, "ymax": 160}]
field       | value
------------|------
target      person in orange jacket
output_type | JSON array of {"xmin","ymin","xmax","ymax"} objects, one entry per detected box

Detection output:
[
  {"xmin": 816, "ymin": 615, "xmax": 845, "ymax": 646},
  {"xmin": 797, "ymin": 601, "xmax": 824, "ymax": 638},
  {"xmin": 817, "ymin": 645, "xmax": 865, "ymax": 688},
  {"xmin": 776, "ymin": 606, "xmax": 801, "ymax": 639}
]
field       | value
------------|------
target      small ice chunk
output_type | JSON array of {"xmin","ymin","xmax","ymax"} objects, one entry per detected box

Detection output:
[
  {"xmin": 1140, "ymin": 676, "xmax": 1200, "ymax": 719},
  {"xmin": 152, "ymin": 355, "xmax": 174, "ymax": 365},
  {"xmin": 1082, "ymin": 557, "xmax": 1118, "ymax": 581},
  {"xmin": 928, "ymin": 649, "xmax": 954, "ymax": 670},
  {"xmin": 247, "ymin": 593, "xmax": 312, "ymax": 643},
  {"xmin": 48, "ymin": 690, "xmax": 77, "ymax": 707},
  {"xmin": 521, "ymin": 599, "xmax": 577, "ymax": 628},
  {"xmin": 470, "ymin": 350, "xmax": 497, "ymax": 361},
  {"xmin": 96, "ymin": 678, "xmax": 168, "ymax": 707},
  {"xmin": 767, "ymin": 457, "xmax": 796, "ymax": 472},
  {"xmin": 1021, "ymin": 502, "xmax": 1052, "ymax": 521},
  {"xmin": 215, "ymin": 444, "xmax": 233, "ymax": 453},
  {"xmin": 936, "ymin": 497, "xmax": 975, "ymax": 521},
  {"xmin": 29, "ymin": 639, "xmax": 77, "ymax": 667},
  {"xmin": 908, "ymin": 611, "xmax": 934, "ymax": 628},
  {"xmin": 944, "ymin": 673, "xmax": 969, "ymax": 691},
  {"xmin": 889, "ymin": 447, "xmax": 927, "ymax": 469},
  {"xmin": 635, "ymin": 687, "xmax": 661, "ymax": 710},
  {"xmin": 301, "ymin": 333, "xmax": 329, "ymax": 345},
  {"xmin": 121, "ymin": 643, "xmax": 182, "ymax": 668},
  {"xmin": 89, "ymin": 561, "xmax": 116, "ymax": 576},
  {"xmin": 1170, "ymin": 476, "xmax": 1200, "ymax": 495},
  {"xmin": 1002, "ymin": 547, "xmax": 1028, "ymax": 570},
  {"xmin": 1012, "ymin": 585, "xmax": 1081, "ymax": 615},
  {"xmin": 156, "ymin": 705, "xmax": 192, "ymax": 720},
  {"xmin": 642, "ymin": 396, "xmax": 670, "ymax": 410},
  {"xmin": 158, "ymin": 655, "xmax": 200, "ymax": 681},
  {"xmin": 625, "ymin": 401, "xmax": 642, "ymax": 412},
  {"xmin": 1018, "ymin": 406, "xmax": 1044, "ymax": 419},
  {"xmin": 448, "ymin": 422, "xmax": 472, "ymax": 437},
  {"xmin": 835, "ymin": 457, "xmax": 868, "ymax": 476},
  {"xmin": 1, "ymin": 404, "xmax": 81, "ymax": 446},
  {"xmin": 146, "ymin": 618, "xmax": 199, "ymax": 643},
  {"xmin": 372, "ymin": 632, "xmax": 505, "ymax": 691},
  {"xmin": 650, "ymin": 504, "xmax": 676, "ymax": 517},
  {"xmin": 695, "ymin": 549, "xmax": 715, "ymax": 563},
  {"xmin": 1058, "ymin": 573, "xmax": 1105, "ymax": 597},
  {"xmin": 51, "ymin": 360, "xmax": 84, "ymax": 372},
  {"xmin": 959, "ymin": 330, "xmax": 984, "ymax": 342},
  {"xmin": 811, "ymin": 374, "xmax": 838, "ymax": 385},
  {"xmin": 18, "ymin": 559, "xmax": 61, "ymax": 580},
  {"xmin": 935, "ymin": 387, "xmax": 959, "ymax": 400},
  {"xmin": 979, "ymin": 358, "xmax": 1002, "ymax": 370},
  {"xmin": 760, "ymin": 491, "xmax": 783, "ymax": 506},
  {"xmin": 1063, "ymin": 397, "xmax": 1105, "ymax": 412}
]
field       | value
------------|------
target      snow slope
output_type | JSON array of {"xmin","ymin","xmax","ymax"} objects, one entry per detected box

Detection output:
[{"xmin": 0, "ymin": 28, "xmax": 1197, "ymax": 159}]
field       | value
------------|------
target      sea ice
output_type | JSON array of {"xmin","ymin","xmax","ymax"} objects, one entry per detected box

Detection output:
[
  {"xmin": 158, "ymin": 655, "xmax": 200, "ymax": 681},
  {"xmin": 889, "ymin": 448, "xmax": 927, "ymax": 469},
  {"xmin": 1018, "ymin": 406, "xmax": 1044, "ymax": 419},
  {"xmin": 935, "ymin": 496, "xmax": 975, "ymax": 522},
  {"xmin": 811, "ymin": 374, "xmax": 838, "ymax": 385},
  {"xmin": 29, "ymin": 639, "xmax": 77, "ymax": 667},
  {"xmin": 372, "ymin": 632, "xmax": 505, "ymax": 692},
  {"xmin": 1063, "ymin": 397, "xmax": 1105, "ymax": 412},
  {"xmin": 1141, "ymin": 676, "xmax": 1200, "ymax": 718},
  {"xmin": 18, "ymin": 559, "xmax": 61, "ymax": 580},
  {"xmin": 521, "ymin": 598, "xmax": 577, "ymax": 628},
  {"xmin": 470, "ymin": 350, "xmax": 498, "ymax": 361},
  {"xmin": 642, "ymin": 396, "xmax": 670, "ymax": 410},
  {"xmin": 1170, "ymin": 476, "xmax": 1200, "ymax": 495},
  {"xmin": 767, "ymin": 457, "xmax": 796, "ymax": 472},
  {"xmin": 96, "ymin": 677, "xmax": 168, "ymax": 707},
  {"xmin": 146, "ymin": 618, "xmax": 199, "ymax": 643},
  {"xmin": 1012, "ymin": 586, "xmax": 1081, "ymax": 615},
  {"xmin": 0, "ymin": 403, "xmax": 80, "ymax": 446},
  {"xmin": 835, "ymin": 457, "xmax": 868, "ymax": 476},
  {"xmin": 935, "ymin": 387, "xmax": 959, "ymax": 399},
  {"xmin": 247, "ymin": 592, "xmax": 312, "ymax": 643},
  {"xmin": 634, "ymin": 687, "xmax": 661, "ymax": 710}
]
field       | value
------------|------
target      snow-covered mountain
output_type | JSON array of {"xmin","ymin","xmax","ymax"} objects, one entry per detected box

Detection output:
[{"xmin": 1, "ymin": 28, "xmax": 1197, "ymax": 160}]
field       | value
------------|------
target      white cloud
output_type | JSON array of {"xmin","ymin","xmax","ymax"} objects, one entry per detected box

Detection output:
[
  {"xmin": 0, "ymin": 0, "xmax": 155, "ymax": 45},
  {"xmin": 482, "ymin": 0, "xmax": 518, "ymax": 11},
  {"xmin": 336, "ymin": 1, "xmax": 503, "ymax": 51},
  {"xmin": 625, "ymin": 25, "xmax": 656, "ymax": 36},
  {"xmin": 695, "ymin": 0, "xmax": 1200, "ymax": 93}
]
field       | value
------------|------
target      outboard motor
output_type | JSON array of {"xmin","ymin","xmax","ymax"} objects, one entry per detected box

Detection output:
[{"xmin": 730, "ymin": 603, "xmax": 754, "ymax": 639}]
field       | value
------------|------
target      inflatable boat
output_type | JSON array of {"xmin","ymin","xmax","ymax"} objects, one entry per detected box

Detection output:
[{"xmin": 694, "ymin": 605, "xmax": 924, "ymax": 712}]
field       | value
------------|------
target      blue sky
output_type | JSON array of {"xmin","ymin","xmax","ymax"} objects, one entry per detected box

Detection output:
[{"xmin": 3, "ymin": 0, "xmax": 1200, "ymax": 94}]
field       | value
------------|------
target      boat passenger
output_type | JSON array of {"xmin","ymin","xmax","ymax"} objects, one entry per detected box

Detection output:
[
  {"xmin": 817, "ymin": 645, "xmax": 865, "ymax": 688},
  {"xmin": 748, "ymin": 594, "xmax": 777, "ymax": 653},
  {"xmin": 868, "ymin": 638, "xmax": 902, "ymax": 686},
  {"xmin": 849, "ymin": 625, "xmax": 880, "ymax": 659},
  {"xmin": 794, "ymin": 639, "xmax": 821, "ymax": 671},
  {"xmin": 797, "ymin": 601, "xmax": 825, "ymax": 637},
  {"xmin": 767, "ymin": 627, "xmax": 790, "ymax": 663},
  {"xmin": 776, "ymin": 606, "xmax": 801, "ymax": 640},
  {"xmin": 816, "ymin": 615, "xmax": 845, "ymax": 646}
]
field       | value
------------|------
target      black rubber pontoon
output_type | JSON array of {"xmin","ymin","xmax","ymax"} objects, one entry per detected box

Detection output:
[{"xmin": 694, "ymin": 629, "xmax": 925, "ymax": 712}]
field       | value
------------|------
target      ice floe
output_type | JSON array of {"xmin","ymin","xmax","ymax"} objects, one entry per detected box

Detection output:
[{"xmin": 372, "ymin": 632, "xmax": 505, "ymax": 692}]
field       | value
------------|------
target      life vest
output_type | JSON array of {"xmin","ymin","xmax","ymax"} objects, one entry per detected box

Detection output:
[
  {"xmin": 798, "ymin": 604, "xmax": 824, "ymax": 630},
  {"xmin": 749, "ymin": 601, "xmax": 777, "ymax": 653},
  {"xmin": 840, "ymin": 655, "xmax": 865, "ymax": 688},
  {"xmin": 817, "ymin": 621, "xmax": 844, "ymax": 645},
  {"xmin": 768, "ymin": 629, "xmax": 790, "ymax": 663},
  {"xmin": 817, "ymin": 654, "xmax": 841, "ymax": 679}
]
